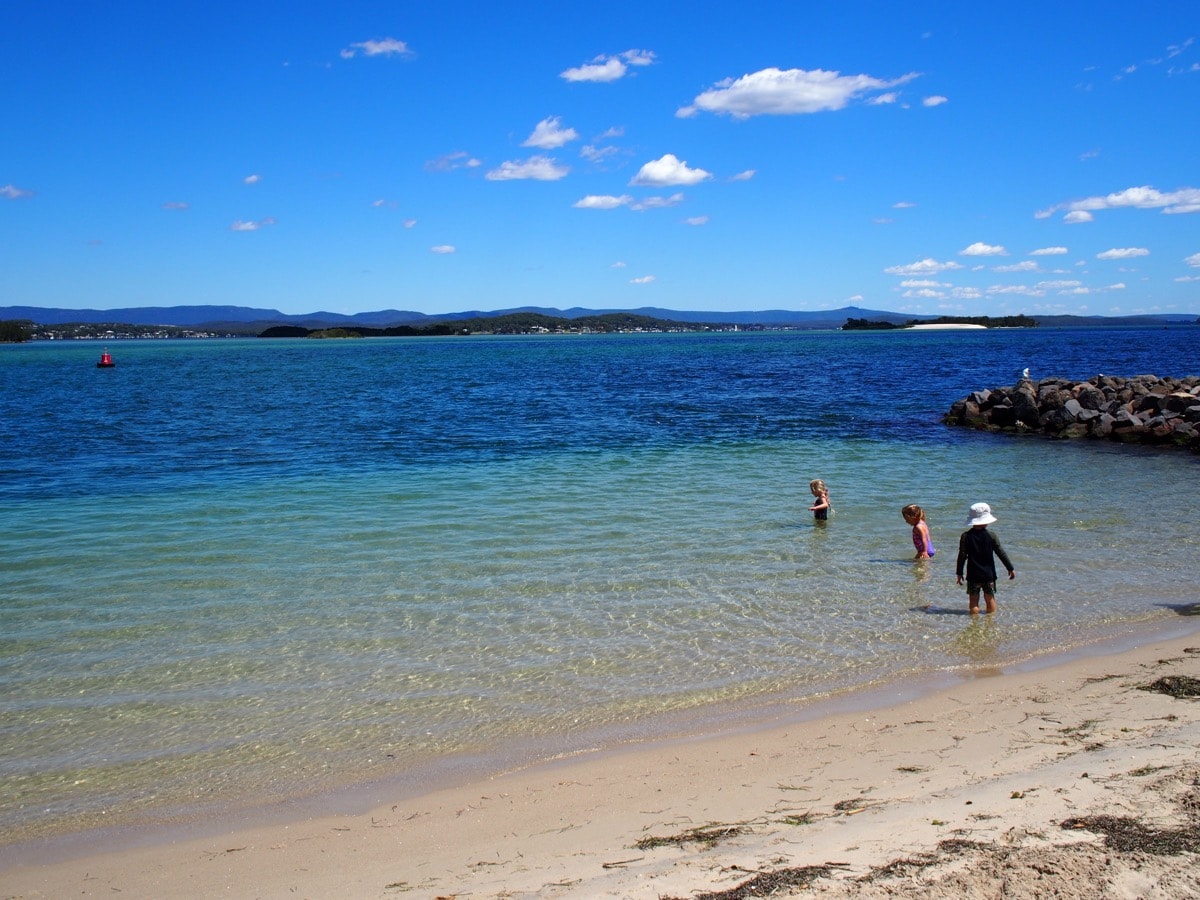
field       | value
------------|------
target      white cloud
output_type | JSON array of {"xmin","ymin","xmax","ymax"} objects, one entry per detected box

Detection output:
[
  {"xmin": 430, "ymin": 244, "xmax": 456, "ymax": 254},
  {"xmin": 630, "ymin": 153, "xmax": 711, "ymax": 187},
  {"xmin": 685, "ymin": 216, "xmax": 710, "ymax": 226},
  {"xmin": 610, "ymin": 261, "xmax": 627, "ymax": 268},
  {"xmin": 341, "ymin": 38, "xmax": 413, "ymax": 59},
  {"xmin": 1185, "ymin": 252, "xmax": 1200, "ymax": 267},
  {"xmin": 1036, "ymin": 185, "xmax": 1200, "ymax": 220},
  {"xmin": 426, "ymin": 151, "xmax": 481, "ymax": 172},
  {"xmin": 729, "ymin": 169, "xmax": 756, "ymax": 182},
  {"xmin": 868, "ymin": 92, "xmax": 899, "ymax": 105},
  {"xmin": 630, "ymin": 193, "xmax": 685, "ymax": 211},
  {"xmin": 561, "ymin": 57, "xmax": 625, "ymax": 82},
  {"xmin": 1096, "ymin": 247, "xmax": 1150, "ymax": 260},
  {"xmin": 485, "ymin": 155, "xmax": 569, "ymax": 181},
  {"xmin": 884, "ymin": 257, "xmax": 964, "ymax": 276},
  {"xmin": 162, "ymin": 201, "xmax": 188, "ymax": 210},
  {"xmin": 243, "ymin": 174, "xmax": 261, "ymax": 185},
  {"xmin": 987, "ymin": 284, "xmax": 1042, "ymax": 296},
  {"xmin": 403, "ymin": 219, "xmax": 417, "ymax": 228},
  {"xmin": 229, "ymin": 217, "xmax": 276, "ymax": 231},
  {"xmin": 893, "ymin": 201, "xmax": 917, "ymax": 209},
  {"xmin": 1063, "ymin": 210, "xmax": 1094, "ymax": 224},
  {"xmin": 1030, "ymin": 246, "xmax": 1068, "ymax": 255},
  {"xmin": 676, "ymin": 67, "xmax": 918, "ymax": 118},
  {"xmin": 2, "ymin": 184, "xmax": 34, "ymax": 199},
  {"xmin": 573, "ymin": 192, "xmax": 686, "ymax": 211},
  {"xmin": 960, "ymin": 241, "xmax": 1008, "ymax": 256},
  {"xmin": 560, "ymin": 49, "xmax": 655, "ymax": 83},
  {"xmin": 580, "ymin": 144, "xmax": 619, "ymax": 163},
  {"xmin": 522, "ymin": 116, "xmax": 579, "ymax": 149},
  {"xmin": 630, "ymin": 275, "xmax": 656, "ymax": 284},
  {"xmin": 993, "ymin": 261, "xmax": 1040, "ymax": 273},
  {"xmin": 923, "ymin": 95, "xmax": 949, "ymax": 106},
  {"xmin": 900, "ymin": 279, "xmax": 949, "ymax": 288},
  {"xmin": 573, "ymin": 194, "xmax": 632, "ymax": 210},
  {"xmin": 1165, "ymin": 37, "xmax": 1195, "ymax": 59}
]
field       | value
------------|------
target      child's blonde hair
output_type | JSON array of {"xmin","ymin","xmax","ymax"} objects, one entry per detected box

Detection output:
[
  {"xmin": 901, "ymin": 503, "xmax": 926, "ymax": 522},
  {"xmin": 809, "ymin": 479, "xmax": 827, "ymax": 496}
]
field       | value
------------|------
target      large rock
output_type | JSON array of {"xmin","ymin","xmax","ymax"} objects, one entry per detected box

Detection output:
[
  {"xmin": 943, "ymin": 374, "xmax": 1200, "ymax": 453},
  {"xmin": 1163, "ymin": 392, "xmax": 1198, "ymax": 414},
  {"xmin": 1074, "ymin": 383, "xmax": 1108, "ymax": 410},
  {"xmin": 1012, "ymin": 387, "xmax": 1041, "ymax": 429}
]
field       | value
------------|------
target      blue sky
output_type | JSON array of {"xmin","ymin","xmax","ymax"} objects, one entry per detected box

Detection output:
[{"xmin": 3, "ymin": 2, "xmax": 1198, "ymax": 317}]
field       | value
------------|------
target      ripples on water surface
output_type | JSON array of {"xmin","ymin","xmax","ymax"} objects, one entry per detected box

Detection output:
[{"xmin": 2, "ymin": 328, "xmax": 1199, "ymax": 841}]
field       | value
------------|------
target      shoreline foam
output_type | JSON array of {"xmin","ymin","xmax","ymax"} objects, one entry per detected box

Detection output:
[{"xmin": 4, "ymin": 622, "xmax": 1199, "ymax": 897}]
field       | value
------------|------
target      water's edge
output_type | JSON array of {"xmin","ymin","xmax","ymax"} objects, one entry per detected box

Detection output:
[{"xmin": 4, "ymin": 614, "xmax": 1196, "ymax": 872}]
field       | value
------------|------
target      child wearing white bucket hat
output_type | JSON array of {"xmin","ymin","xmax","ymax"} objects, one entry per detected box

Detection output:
[{"xmin": 955, "ymin": 502, "xmax": 1016, "ymax": 614}]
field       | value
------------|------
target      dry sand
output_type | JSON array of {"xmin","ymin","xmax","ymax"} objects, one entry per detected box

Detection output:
[{"xmin": 4, "ymin": 628, "xmax": 1200, "ymax": 899}]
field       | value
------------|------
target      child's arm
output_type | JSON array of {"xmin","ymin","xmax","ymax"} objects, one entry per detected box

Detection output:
[
  {"xmin": 991, "ymin": 532, "xmax": 1016, "ymax": 579},
  {"xmin": 809, "ymin": 493, "xmax": 829, "ymax": 512}
]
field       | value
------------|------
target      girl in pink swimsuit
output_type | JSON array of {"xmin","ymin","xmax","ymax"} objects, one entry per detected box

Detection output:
[{"xmin": 901, "ymin": 504, "xmax": 935, "ymax": 560}]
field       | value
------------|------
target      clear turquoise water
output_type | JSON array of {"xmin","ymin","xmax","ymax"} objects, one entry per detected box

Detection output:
[{"xmin": 2, "ymin": 328, "xmax": 1199, "ymax": 843}]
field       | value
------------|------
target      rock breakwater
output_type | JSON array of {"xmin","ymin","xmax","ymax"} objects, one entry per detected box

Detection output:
[{"xmin": 944, "ymin": 374, "xmax": 1200, "ymax": 451}]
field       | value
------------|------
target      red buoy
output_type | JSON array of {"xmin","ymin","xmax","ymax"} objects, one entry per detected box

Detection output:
[{"xmin": 96, "ymin": 349, "xmax": 115, "ymax": 368}]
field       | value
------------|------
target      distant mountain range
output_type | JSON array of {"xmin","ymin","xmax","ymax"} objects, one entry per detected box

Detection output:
[{"xmin": 2, "ymin": 304, "xmax": 1197, "ymax": 331}]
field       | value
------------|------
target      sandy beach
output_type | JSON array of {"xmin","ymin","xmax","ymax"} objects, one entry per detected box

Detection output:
[{"xmin": 4, "ymin": 626, "xmax": 1200, "ymax": 899}]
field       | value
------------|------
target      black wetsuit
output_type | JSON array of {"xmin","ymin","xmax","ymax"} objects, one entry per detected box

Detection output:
[{"xmin": 956, "ymin": 528, "xmax": 1013, "ymax": 585}]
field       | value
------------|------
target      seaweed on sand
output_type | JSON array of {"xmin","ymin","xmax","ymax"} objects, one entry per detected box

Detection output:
[
  {"xmin": 634, "ymin": 822, "xmax": 746, "ymax": 851},
  {"xmin": 1060, "ymin": 815, "xmax": 1200, "ymax": 854},
  {"xmin": 858, "ymin": 838, "xmax": 992, "ymax": 881},
  {"xmin": 1061, "ymin": 764, "xmax": 1200, "ymax": 854},
  {"xmin": 1139, "ymin": 675, "xmax": 1200, "ymax": 698},
  {"xmin": 661, "ymin": 864, "xmax": 833, "ymax": 900}
]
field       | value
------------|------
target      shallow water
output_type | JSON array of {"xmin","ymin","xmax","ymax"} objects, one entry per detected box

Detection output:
[{"xmin": 2, "ymin": 328, "xmax": 1199, "ymax": 842}]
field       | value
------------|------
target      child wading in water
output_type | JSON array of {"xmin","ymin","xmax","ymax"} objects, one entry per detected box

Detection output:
[
  {"xmin": 808, "ymin": 479, "xmax": 830, "ymax": 521},
  {"xmin": 955, "ymin": 502, "xmax": 1015, "ymax": 614},
  {"xmin": 901, "ymin": 504, "xmax": 935, "ymax": 560}
]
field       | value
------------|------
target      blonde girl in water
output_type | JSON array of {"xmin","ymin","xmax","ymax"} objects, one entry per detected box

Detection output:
[
  {"xmin": 901, "ymin": 504, "xmax": 935, "ymax": 560},
  {"xmin": 809, "ymin": 479, "xmax": 831, "ymax": 521}
]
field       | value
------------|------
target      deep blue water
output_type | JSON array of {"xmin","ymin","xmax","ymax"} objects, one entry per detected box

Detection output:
[
  {"xmin": 10, "ymin": 326, "xmax": 1194, "ymax": 499},
  {"xmin": 2, "ymin": 327, "xmax": 1199, "ymax": 845}
]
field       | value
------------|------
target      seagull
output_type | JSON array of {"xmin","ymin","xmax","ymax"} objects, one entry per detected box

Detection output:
[{"xmin": 1021, "ymin": 367, "xmax": 1030, "ymax": 379}]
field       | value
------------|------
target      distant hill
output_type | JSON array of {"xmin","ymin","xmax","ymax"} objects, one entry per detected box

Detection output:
[
  {"xmin": 0, "ymin": 304, "xmax": 938, "ymax": 331},
  {"xmin": 0, "ymin": 304, "xmax": 430, "ymax": 330},
  {"xmin": 2, "ymin": 303, "xmax": 1197, "ymax": 330},
  {"xmin": 1023, "ymin": 313, "xmax": 1200, "ymax": 328}
]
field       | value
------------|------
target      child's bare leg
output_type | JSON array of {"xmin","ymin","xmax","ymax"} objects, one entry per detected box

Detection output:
[
  {"xmin": 968, "ymin": 590, "xmax": 981, "ymax": 614},
  {"xmin": 983, "ymin": 592, "xmax": 997, "ymax": 614}
]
